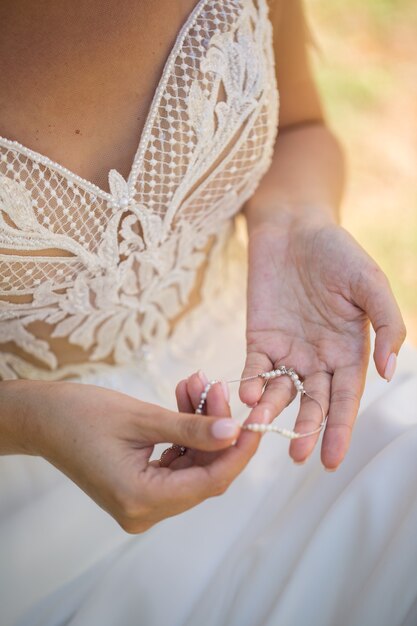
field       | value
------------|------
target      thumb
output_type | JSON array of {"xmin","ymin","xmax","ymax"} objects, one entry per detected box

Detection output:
[
  {"xmin": 155, "ymin": 407, "xmax": 241, "ymax": 452},
  {"xmin": 353, "ymin": 264, "xmax": 407, "ymax": 380},
  {"xmin": 239, "ymin": 348, "xmax": 271, "ymax": 407}
]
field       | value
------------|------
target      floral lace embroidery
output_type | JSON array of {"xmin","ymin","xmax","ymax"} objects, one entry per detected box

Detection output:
[{"xmin": 0, "ymin": 0, "xmax": 279, "ymax": 380}]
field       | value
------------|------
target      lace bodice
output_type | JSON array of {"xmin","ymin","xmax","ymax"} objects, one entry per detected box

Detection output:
[{"xmin": 0, "ymin": 0, "xmax": 278, "ymax": 380}]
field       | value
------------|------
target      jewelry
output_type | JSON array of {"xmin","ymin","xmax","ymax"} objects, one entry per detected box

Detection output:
[
  {"xmin": 159, "ymin": 444, "xmax": 187, "ymax": 468},
  {"xmin": 196, "ymin": 365, "xmax": 327, "ymax": 440},
  {"xmin": 159, "ymin": 365, "xmax": 327, "ymax": 466}
]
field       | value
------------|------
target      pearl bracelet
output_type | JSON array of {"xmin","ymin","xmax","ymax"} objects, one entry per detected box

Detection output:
[{"xmin": 195, "ymin": 365, "xmax": 327, "ymax": 440}]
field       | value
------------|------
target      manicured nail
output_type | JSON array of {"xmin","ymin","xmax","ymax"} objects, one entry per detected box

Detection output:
[
  {"xmin": 198, "ymin": 370, "xmax": 209, "ymax": 386},
  {"xmin": 384, "ymin": 352, "xmax": 397, "ymax": 382},
  {"xmin": 221, "ymin": 381, "xmax": 230, "ymax": 403},
  {"xmin": 212, "ymin": 419, "xmax": 240, "ymax": 439}
]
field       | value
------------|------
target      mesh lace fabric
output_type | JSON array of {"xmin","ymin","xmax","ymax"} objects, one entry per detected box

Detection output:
[{"xmin": 0, "ymin": 0, "xmax": 279, "ymax": 380}]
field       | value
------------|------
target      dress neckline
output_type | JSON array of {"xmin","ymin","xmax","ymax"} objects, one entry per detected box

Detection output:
[{"xmin": 0, "ymin": 0, "xmax": 207, "ymax": 201}]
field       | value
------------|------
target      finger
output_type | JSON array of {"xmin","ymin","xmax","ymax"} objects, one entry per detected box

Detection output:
[
  {"xmin": 141, "ymin": 402, "xmax": 240, "ymax": 453},
  {"xmin": 289, "ymin": 371, "xmax": 331, "ymax": 464},
  {"xmin": 321, "ymin": 364, "xmax": 366, "ymax": 470},
  {"xmin": 175, "ymin": 379, "xmax": 194, "ymax": 413},
  {"xmin": 171, "ymin": 373, "xmax": 232, "ymax": 470},
  {"xmin": 169, "ymin": 377, "xmax": 199, "ymax": 470},
  {"xmin": 186, "ymin": 370, "xmax": 208, "ymax": 412},
  {"xmin": 239, "ymin": 348, "xmax": 272, "ymax": 407},
  {"xmin": 245, "ymin": 371, "xmax": 296, "ymax": 425},
  {"xmin": 187, "ymin": 372, "xmax": 231, "ymax": 418},
  {"xmin": 140, "ymin": 410, "xmax": 264, "ymax": 519},
  {"xmin": 353, "ymin": 265, "xmax": 407, "ymax": 379},
  {"xmin": 167, "ymin": 455, "xmax": 194, "ymax": 470},
  {"xmin": 206, "ymin": 381, "xmax": 230, "ymax": 419},
  {"xmin": 154, "ymin": 422, "xmax": 263, "ymax": 509},
  {"xmin": 134, "ymin": 428, "xmax": 262, "ymax": 527}
]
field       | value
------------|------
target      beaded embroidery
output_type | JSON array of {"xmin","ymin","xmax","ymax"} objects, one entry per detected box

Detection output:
[{"xmin": 0, "ymin": 0, "xmax": 279, "ymax": 380}]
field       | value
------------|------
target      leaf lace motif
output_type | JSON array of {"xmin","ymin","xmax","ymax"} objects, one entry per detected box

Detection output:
[{"xmin": 0, "ymin": 0, "xmax": 279, "ymax": 380}]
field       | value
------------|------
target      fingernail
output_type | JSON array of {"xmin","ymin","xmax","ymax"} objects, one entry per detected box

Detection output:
[
  {"xmin": 384, "ymin": 352, "xmax": 397, "ymax": 382},
  {"xmin": 212, "ymin": 419, "xmax": 240, "ymax": 439},
  {"xmin": 324, "ymin": 466, "xmax": 338, "ymax": 472},
  {"xmin": 198, "ymin": 370, "xmax": 209, "ymax": 386},
  {"xmin": 261, "ymin": 408, "xmax": 270, "ymax": 423},
  {"xmin": 246, "ymin": 402, "xmax": 258, "ymax": 409},
  {"xmin": 221, "ymin": 381, "xmax": 230, "ymax": 403}
]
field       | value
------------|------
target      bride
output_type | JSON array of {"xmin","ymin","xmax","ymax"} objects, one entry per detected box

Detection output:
[{"xmin": 1, "ymin": 0, "xmax": 417, "ymax": 624}]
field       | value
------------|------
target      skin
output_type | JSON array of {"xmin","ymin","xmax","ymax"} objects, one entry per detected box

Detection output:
[
  {"xmin": 0, "ymin": 378, "xmax": 253, "ymax": 533},
  {"xmin": 236, "ymin": 0, "xmax": 406, "ymax": 470},
  {"xmin": 0, "ymin": 0, "xmax": 407, "ymax": 533},
  {"xmin": 179, "ymin": 0, "xmax": 406, "ymax": 469},
  {"xmin": 0, "ymin": 0, "xmax": 265, "ymax": 534}
]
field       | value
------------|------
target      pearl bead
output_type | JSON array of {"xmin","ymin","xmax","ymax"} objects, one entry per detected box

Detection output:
[{"xmin": 194, "ymin": 365, "xmax": 325, "ymax": 442}]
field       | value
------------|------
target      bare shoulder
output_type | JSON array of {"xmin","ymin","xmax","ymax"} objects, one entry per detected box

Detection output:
[{"xmin": 265, "ymin": 0, "xmax": 325, "ymax": 128}]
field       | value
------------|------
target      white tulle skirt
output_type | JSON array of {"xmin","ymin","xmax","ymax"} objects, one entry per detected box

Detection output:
[{"xmin": 1, "ymin": 302, "xmax": 417, "ymax": 626}]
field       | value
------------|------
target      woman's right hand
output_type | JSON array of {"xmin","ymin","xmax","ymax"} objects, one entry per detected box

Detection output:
[{"xmin": 1, "ymin": 379, "xmax": 261, "ymax": 533}]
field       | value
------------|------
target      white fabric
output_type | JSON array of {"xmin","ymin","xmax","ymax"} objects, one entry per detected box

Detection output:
[
  {"xmin": 1, "ymin": 0, "xmax": 417, "ymax": 624},
  {"xmin": 1, "ymin": 314, "xmax": 417, "ymax": 626}
]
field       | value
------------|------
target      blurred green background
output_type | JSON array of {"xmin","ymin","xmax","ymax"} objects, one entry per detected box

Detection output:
[{"xmin": 308, "ymin": 0, "xmax": 417, "ymax": 345}]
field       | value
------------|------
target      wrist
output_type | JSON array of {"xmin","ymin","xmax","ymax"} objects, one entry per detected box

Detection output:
[
  {"xmin": 244, "ymin": 202, "xmax": 339, "ymax": 238},
  {"xmin": 0, "ymin": 380, "xmax": 52, "ymax": 456}
]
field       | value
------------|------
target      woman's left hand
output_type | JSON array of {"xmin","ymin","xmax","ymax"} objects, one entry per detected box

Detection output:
[{"xmin": 239, "ymin": 216, "xmax": 407, "ymax": 470}]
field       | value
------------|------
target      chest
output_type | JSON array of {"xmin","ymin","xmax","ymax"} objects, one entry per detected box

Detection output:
[
  {"xmin": 0, "ymin": 0, "xmax": 199, "ymax": 192},
  {"xmin": 0, "ymin": 0, "xmax": 279, "ymax": 378}
]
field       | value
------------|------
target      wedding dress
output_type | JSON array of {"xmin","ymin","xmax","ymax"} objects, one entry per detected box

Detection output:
[{"xmin": 1, "ymin": 1, "xmax": 417, "ymax": 624}]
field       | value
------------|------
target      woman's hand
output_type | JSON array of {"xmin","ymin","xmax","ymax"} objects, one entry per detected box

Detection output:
[
  {"xmin": 2, "ymin": 379, "xmax": 260, "ymax": 533},
  {"xmin": 239, "ymin": 216, "xmax": 407, "ymax": 470},
  {"xmin": 173, "ymin": 371, "xmax": 264, "ymax": 470},
  {"xmin": 169, "ymin": 371, "xmax": 233, "ymax": 470}
]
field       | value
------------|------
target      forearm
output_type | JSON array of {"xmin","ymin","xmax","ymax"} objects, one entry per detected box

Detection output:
[
  {"xmin": 243, "ymin": 121, "xmax": 345, "ymax": 232},
  {"xmin": 0, "ymin": 380, "xmax": 44, "ymax": 455}
]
